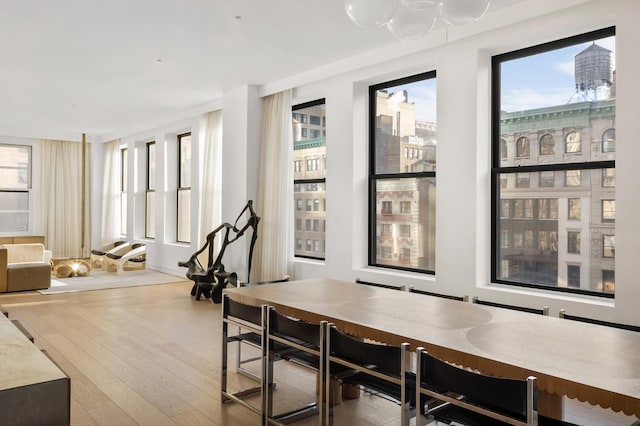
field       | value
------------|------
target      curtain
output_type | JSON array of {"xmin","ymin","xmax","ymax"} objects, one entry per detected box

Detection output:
[
  {"xmin": 35, "ymin": 139, "xmax": 89, "ymax": 258},
  {"xmin": 198, "ymin": 110, "xmax": 223, "ymax": 266},
  {"xmin": 253, "ymin": 90, "xmax": 293, "ymax": 282},
  {"xmin": 100, "ymin": 139, "xmax": 121, "ymax": 245}
]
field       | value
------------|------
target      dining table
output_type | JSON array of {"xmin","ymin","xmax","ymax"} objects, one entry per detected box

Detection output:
[{"xmin": 223, "ymin": 278, "xmax": 640, "ymax": 419}]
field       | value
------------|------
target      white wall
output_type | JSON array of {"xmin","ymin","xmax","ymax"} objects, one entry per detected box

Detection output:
[{"xmin": 87, "ymin": 0, "xmax": 639, "ymax": 325}]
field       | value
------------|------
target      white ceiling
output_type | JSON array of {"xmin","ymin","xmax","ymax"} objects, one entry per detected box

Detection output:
[{"xmin": 1, "ymin": 0, "xmax": 532, "ymax": 140}]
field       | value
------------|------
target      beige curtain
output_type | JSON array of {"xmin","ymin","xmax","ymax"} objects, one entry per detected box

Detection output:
[
  {"xmin": 36, "ymin": 139, "xmax": 90, "ymax": 258},
  {"xmin": 100, "ymin": 139, "xmax": 121, "ymax": 245},
  {"xmin": 253, "ymin": 90, "xmax": 293, "ymax": 282},
  {"xmin": 197, "ymin": 110, "xmax": 223, "ymax": 266}
]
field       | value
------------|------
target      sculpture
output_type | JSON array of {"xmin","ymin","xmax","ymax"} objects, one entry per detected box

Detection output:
[{"xmin": 178, "ymin": 200, "xmax": 260, "ymax": 303}]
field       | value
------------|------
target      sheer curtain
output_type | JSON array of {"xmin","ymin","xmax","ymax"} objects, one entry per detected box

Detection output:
[
  {"xmin": 253, "ymin": 90, "xmax": 293, "ymax": 282},
  {"xmin": 198, "ymin": 110, "xmax": 223, "ymax": 266},
  {"xmin": 100, "ymin": 139, "xmax": 121, "ymax": 245},
  {"xmin": 35, "ymin": 139, "xmax": 89, "ymax": 258}
]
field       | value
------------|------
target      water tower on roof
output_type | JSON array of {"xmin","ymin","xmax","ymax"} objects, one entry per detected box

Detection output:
[{"xmin": 572, "ymin": 42, "xmax": 613, "ymax": 101}]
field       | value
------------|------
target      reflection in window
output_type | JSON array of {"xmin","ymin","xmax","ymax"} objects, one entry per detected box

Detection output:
[
  {"xmin": 568, "ymin": 231, "xmax": 581, "ymax": 254},
  {"xmin": 500, "ymin": 139, "xmax": 507, "ymax": 159},
  {"xmin": 539, "ymin": 134, "xmax": 555, "ymax": 155},
  {"xmin": 602, "ymin": 200, "xmax": 615, "ymax": 222},
  {"xmin": 565, "ymin": 170, "xmax": 581, "ymax": 187},
  {"xmin": 602, "ymin": 168, "xmax": 615, "ymax": 187},
  {"xmin": 539, "ymin": 171, "xmax": 554, "ymax": 187},
  {"xmin": 602, "ymin": 128, "xmax": 615, "ymax": 153},
  {"xmin": 568, "ymin": 198, "xmax": 580, "ymax": 220},
  {"xmin": 516, "ymin": 137, "xmax": 530, "ymax": 157},
  {"xmin": 565, "ymin": 131, "xmax": 581, "ymax": 153},
  {"xmin": 603, "ymin": 235, "xmax": 615, "ymax": 258}
]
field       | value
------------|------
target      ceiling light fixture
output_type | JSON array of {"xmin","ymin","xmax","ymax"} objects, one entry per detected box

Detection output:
[{"xmin": 344, "ymin": 0, "xmax": 491, "ymax": 41}]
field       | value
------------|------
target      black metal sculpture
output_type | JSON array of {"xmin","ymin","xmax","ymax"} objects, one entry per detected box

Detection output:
[{"xmin": 178, "ymin": 200, "xmax": 260, "ymax": 303}]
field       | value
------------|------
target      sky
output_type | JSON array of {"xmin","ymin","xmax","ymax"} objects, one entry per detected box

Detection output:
[{"xmin": 378, "ymin": 34, "xmax": 615, "ymax": 122}]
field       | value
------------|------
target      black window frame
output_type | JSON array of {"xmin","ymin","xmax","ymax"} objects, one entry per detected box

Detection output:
[
  {"xmin": 369, "ymin": 70, "xmax": 437, "ymax": 275},
  {"xmin": 177, "ymin": 132, "xmax": 192, "ymax": 244},
  {"xmin": 145, "ymin": 141, "xmax": 156, "ymax": 239},
  {"xmin": 293, "ymin": 98, "xmax": 326, "ymax": 261},
  {"xmin": 491, "ymin": 26, "xmax": 616, "ymax": 298}
]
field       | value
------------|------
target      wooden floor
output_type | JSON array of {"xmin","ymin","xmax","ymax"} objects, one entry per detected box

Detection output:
[{"xmin": 0, "ymin": 279, "xmax": 637, "ymax": 426}]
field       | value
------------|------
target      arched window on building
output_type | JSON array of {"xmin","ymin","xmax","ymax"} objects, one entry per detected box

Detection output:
[
  {"xmin": 602, "ymin": 128, "xmax": 615, "ymax": 153},
  {"xmin": 565, "ymin": 131, "xmax": 581, "ymax": 153},
  {"xmin": 516, "ymin": 136, "xmax": 530, "ymax": 158},
  {"xmin": 500, "ymin": 139, "xmax": 507, "ymax": 159},
  {"xmin": 539, "ymin": 133, "xmax": 555, "ymax": 155}
]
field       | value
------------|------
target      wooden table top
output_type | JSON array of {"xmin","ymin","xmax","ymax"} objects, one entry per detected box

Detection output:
[
  {"xmin": 0, "ymin": 315, "xmax": 67, "ymax": 391},
  {"xmin": 224, "ymin": 278, "xmax": 640, "ymax": 417}
]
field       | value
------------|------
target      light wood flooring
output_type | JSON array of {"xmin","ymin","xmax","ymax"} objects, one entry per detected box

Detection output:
[{"xmin": 0, "ymin": 279, "xmax": 637, "ymax": 426}]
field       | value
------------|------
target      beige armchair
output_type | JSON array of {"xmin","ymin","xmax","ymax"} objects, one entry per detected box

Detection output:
[{"xmin": 0, "ymin": 243, "xmax": 52, "ymax": 293}]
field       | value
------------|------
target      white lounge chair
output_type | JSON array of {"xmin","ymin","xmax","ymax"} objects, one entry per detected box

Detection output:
[
  {"xmin": 89, "ymin": 240, "xmax": 128, "ymax": 269},
  {"xmin": 103, "ymin": 243, "xmax": 146, "ymax": 274}
]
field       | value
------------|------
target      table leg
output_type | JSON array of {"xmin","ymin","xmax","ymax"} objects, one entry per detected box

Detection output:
[{"xmin": 538, "ymin": 390, "xmax": 564, "ymax": 419}]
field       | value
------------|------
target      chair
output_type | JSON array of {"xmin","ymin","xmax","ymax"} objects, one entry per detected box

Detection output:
[
  {"xmin": 473, "ymin": 297, "xmax": 549, "ymax": 316},
  {"xmin": 323, "ymin": 323, "xmax": 414, "ymax": 426},
  {"xmin": 234, "ymin": 276, "xmax": 291, "ymax": 375},
  {"xmin": 103, "ymin": 243, "xmax": 146, "ymax": 274},
  {"xmin": 415, "ymin": 348, "xmax": 580, "ymax": 426},
  {"xmin": 221, "ymin": 295, "xmax": 268, "ymax": 415},
  {"xmin": 408, "ymin": 285, "xmax": 468, "ymax": 301},
  {"xmin": 559, "ymin": 310, "xmax": 640, "ymax": 332},
  {"xmin": 264, "ymin": 306, "xmax": 329, "ymax": 425},
  {"xmin": 89, "ymin": 240, "xmax": 127, "ymax": 269},
  {"xmin": 221, "ymin": 296, "xmax": 295, "ymax": 416},
  {"xmin": 355, "ymin": 277, "xmax": 406, "ymax": 291}
]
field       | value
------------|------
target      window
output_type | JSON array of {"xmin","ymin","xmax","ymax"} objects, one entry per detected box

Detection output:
[
  {"xmin": 177, "ymin": 132, "xmax": 191, "ymax": 243},
  {"xmin": 602, "ymin": 200, "xmax": 615, "ymax": 222},
  {"xmin": 492, "ymin": 27, "xmax": 616, "ymax": 297},
  {"xmin": 602, "ymin": 128, "xmax": 615, "ymax": 153},
  {"xmin": 515, "ymin": 137, "xmax": 530, "ymax": 157},
  {"xmin": 399, "ymin": 224, "xmax": 411, "ymax": 237},
  {"xmin": 370, "ymin": 71, "xmax": 436, "ymax": 273},
  {"xmin": 120, "ymin": 147, "xmax": 128, "ymax": 236},
  {"xmin": 145, "ymin": 141, "xmax": 155, "ymax": 239},
  {"xmin": 539, "ymin": 134, "xmax": 555, "ymax": 155},
  {"xmin": 500, "ymin": 200, "xmax": 510, "ymax": 218},
  {"xmin": 296, "ymin": 218, "xmax": 301, "ymax": 231},
  {"xmin": 500, "ymin": 139, "xmax": 507, "ymax": 159},
  {"xmin": 568, "ymin": 198, "xmax": 580, "ymax": 220},
  {"xmin": 0, "ymin": 144, "xmax": 31, "ymax": 232},
  {"xmin": 539, "ymin": 171, "xmax": 554, "ymax": 187},
  {"xmin": 568, "ymin": 231, "xmax": 581, "ymax": 254},
  {"xmin": 602, "ymin": 168, "xmax": 615, "ymax": 187},
  {"xmin": 565, "ymin": 170, "xmax": 581, "ymax": 187},
  {"xmin": 602, "ymin": 270, "xmax": 615, "ymax": 293},
  {"xmin": 565, "ymin": 131, "xmax": 581, "ymax": 153},
  {"xmin": 515, "ymin": 172, "xmax": 529, "ymax": 188},
  {"xmin": 568, "ymin": 265, "xmax": 581, "ymax": 288},
  {"xmin": 293, "ymin": 99, "xmax": 326, "ymax": 260},
  {"xmin": 603, "ymin": 235, "xmax": 615, "ymax": 258}
]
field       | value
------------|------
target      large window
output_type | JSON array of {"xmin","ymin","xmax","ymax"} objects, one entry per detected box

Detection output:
[
  {"xmin": 177, "ymin": 132, "xmax": 191, "ymax": 243},
  {"xmin": 492, "ymin": 27, "xmax": 615, "ymax": 296},
  {"xmin": 370, "ymin": 71, "xmax": 436, "ymax": 273},
  {"xmin": 0, "ymin": 144, "xmax": 31, "ymax": 232},
  {"xmin": 145, "ymin": 141, "xmax": 156, "ymax": 239},
  {"xmin": 293, "ymin": 99, "xmax": 326, "ymax": 260},
  {"xmin": 120, "ymin": 147, "xmax": 127, "ymax": 236}
]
